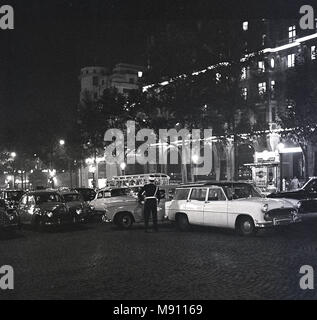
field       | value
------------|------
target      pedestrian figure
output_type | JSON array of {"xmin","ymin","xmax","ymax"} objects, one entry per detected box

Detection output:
[
  {"xmin": 138, "ymin": 177, "xmax": 160, "ymax": 232},
  {"xmin": 289, "ymin": 176, "xmax": 300, "ymax": 190}
]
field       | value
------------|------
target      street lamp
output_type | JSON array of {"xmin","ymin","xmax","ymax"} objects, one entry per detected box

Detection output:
[
  {"xmin": 191, "ymin": 155, "xmax": 199, "ymax": 182},
  {"xmin": 120, "ymin": 162, "xmax": 127, "ymax": 176},
  {"xmin": 10, "ymin": 152, "xmax": 16, "ymax": 159},
  {"xmin": 59, "ymin": 139, "xmax": 65, "ymax": 146},
  {"xmin": 278, "ymin": 143, "xmax": 285, "ymax": 191}
]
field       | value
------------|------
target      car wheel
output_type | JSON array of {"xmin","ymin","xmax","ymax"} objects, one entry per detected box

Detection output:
[
  {"xmin": 117, "ymin": 213, "xmax": 134, "ymax": 229},
  {"xmin": 236, "ymin": 216, "xmax": 256, "ymax": 237},
  {"xmin": 176, "ymin": 214, "xmax": 190, "ymax": 231}
]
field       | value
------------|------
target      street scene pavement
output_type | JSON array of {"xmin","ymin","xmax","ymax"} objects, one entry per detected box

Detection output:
[{"xmin": 1, "ymin": 220, "xmax": 317, "ymax": 300}]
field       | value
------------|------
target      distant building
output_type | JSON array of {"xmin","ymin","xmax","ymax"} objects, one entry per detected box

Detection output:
[{"xmin": 79, "ymin": 63, "xmax": 145, "ymax": 102}]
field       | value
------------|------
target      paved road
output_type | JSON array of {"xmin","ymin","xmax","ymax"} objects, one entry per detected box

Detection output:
[{"xmin": 1, "ymin": 220, "xmax": 317, "ymax": 300}]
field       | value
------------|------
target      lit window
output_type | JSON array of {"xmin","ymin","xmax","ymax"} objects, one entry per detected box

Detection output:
[
  {"xmin": 258, "ymin": 82, "xmax": 267, "ymax": 95},
  {"xmin": 242, "ymin": 88, "xmax": 248, "ymax": 100},
  {"xmin": 243, "ymin": 21, "xmax": 248, "ymax": 31},
  {"xmin": 311, "ymin": 46, "xmax": 316, "ymax": 60},
  {"xmin": 262, "ymin": 34, "xmax": 267, "ymax": 46},
  {"xmin": 270, "ymin": 58, "xmax": 275, "ymax": 68},
  {"xmin": 258, "ymin": 61, "xmax": 265, "ymax": 72},
  {"xmin": 288, "ymin": 25, "xmax": 296, "ymax": 43},
  {"xmin": 287, "ymin": 54, "xmax": 295, "ymax": 68},
  {"xmin": 241, "ymin": 67, "xmax": 247, "ymax": 80}
]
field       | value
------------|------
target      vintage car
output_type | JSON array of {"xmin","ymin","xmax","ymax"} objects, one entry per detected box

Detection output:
[
  {"xmin": 267, "ymin": 177, "xmax": 317, "ymax": 218},
  {"xmin": 59, "ymin": 190, "xmax": 92, "ymax": 222},
  {"xmin": 90, "ymin": 187, "xmax": 141, "ymax": 216},
  {"xmin": 100, "ymin": 185, "xmax": 177, "ymax": 229},
  {"xmin": 73, "ymin": 188, "xmax": 96, "ymax": 202},
  {"xmin": 165, "ymin": 182, "xmax": 300, "ymax": 236},
  {"xmin": 18, "ymin": 190, "xmax": 78, "ymax": 229},
  {"xmin": 0, "ymin": 199, "xmax": 20, "ymax": 232},
  {"xmin": 0, "ymin": 189, "xmax": 24, "ymax": 209}
]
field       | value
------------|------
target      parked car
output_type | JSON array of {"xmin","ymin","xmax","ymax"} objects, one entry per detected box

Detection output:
[
  {"xmin": 59, "ymin": 190, "xmax": 92, "ymax": 222},
  {"xmin": 100, "ymin": 185, "xmax": 177, "ymax": 229},
  {"xmin": 18, "ymin": 190, "xmax": 76, "ymax": 229},
  {"xmin": 165, "ymin": 182, "xmax": 300, "ymax": 236},
  {"xmin": 0, "ymin": 199, "xmax": 20, "ymax": 232},
  {"xmin": 74, "ymin": 188, "xmax": 96, "ymax": 202},
  {"xmin": 0, "ymin": 189, "xmax": 24, "ymax": 209},
  {"xmin": 90, "ymin": 187, "xmax": 140, "ymax": 216},
  {"xmin": 267, "ymin": 177, "xmax": 317, "ymax": 218}
]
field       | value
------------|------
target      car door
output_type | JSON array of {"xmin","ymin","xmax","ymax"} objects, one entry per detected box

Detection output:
[
  {"xmin": 185, "ymin": 188, "xmax": 207, "ymax": 225},
  {"xmin": 18, "ymin": 194, "xmax": 29, "ymax": 224},
  {"xmin": 305, "ymin": 180, "xmax": 317, "ymax": 212},
  {"xmin": 94, "ymin": 191, "xmax": 105, "ymax": 211},
  {"xmin": 203, "ymin": 187, "xmax": 228, "ymax": 227}
]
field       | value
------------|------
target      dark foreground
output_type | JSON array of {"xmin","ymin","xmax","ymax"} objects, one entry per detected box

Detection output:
[{"xmin": 1, "ymin": 220, "xmax": 317, "ymax": 300}]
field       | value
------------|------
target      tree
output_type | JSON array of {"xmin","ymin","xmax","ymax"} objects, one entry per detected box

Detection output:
[{"xmin": 278, "ymin": 57, "xmax": 317, "ymax": 179}]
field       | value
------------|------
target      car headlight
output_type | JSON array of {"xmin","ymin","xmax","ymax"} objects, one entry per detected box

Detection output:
[
  {"xmin": 262, "ymin": 203, "xmax": 269, "ymax": 213},
  {"xmin": 90, "ymin": 205, "xmax": 95, "ymax": 210},
  {"xmin": 46, "ymin": 211, "xmax": 53, "ymax": 218}
]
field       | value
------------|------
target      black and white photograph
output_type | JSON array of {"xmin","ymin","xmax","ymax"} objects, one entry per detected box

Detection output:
[{"xmin": 1, "ymin": 0, "xmax": 317, "ymax": 307}]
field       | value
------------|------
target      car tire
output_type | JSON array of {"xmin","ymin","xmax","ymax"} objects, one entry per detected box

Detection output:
[
  {"xmin": 117, "ymin": 212, "xmax": 134, "ymax": 229},
  {"xmin": 236, "ymin": 216, "xmax": 257, "ymax": 237},
  {"xmin": 176, "ymin": 214, "xmax": 190, "ymax": 231}
]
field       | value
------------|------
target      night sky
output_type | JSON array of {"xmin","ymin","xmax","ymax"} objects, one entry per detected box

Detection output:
[{"xmin": 0, "ymin": 0, "xmax": 307, "ymax": 152}]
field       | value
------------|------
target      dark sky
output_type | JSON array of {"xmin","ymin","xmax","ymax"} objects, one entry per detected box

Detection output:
[{"xmin": 0, "ymin": 0, "xmax": 307, "ymax": 152}]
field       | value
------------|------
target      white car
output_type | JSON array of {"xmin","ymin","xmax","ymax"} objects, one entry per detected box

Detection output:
[
  {"xmin": 165, "ymin": 182, "xmax": 300, "ymax": 236},
  {"xmin": 90, "ymin": 187, "xmax": 140, "ymax": 215}
]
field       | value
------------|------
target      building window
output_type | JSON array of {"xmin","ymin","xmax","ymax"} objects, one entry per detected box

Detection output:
[
  {"xmin": 270, "ymin": 80, "xmax": 275, "ymax": 91},
  {"xmin": 270, "ymin": 58, "xmax": 275, "ymax": 68},
  {"xmin": 92, "ymin": 76, "xmax": 99, "ymax": 86},
  {"xmin": 287, "ymin": 54, "xmax": 295, "ymax": 68},
  {"xmin": 262, "ymin": 34, "xmax": 267, "ymax": 46},
  {"xmin": 241, "ymin": 67, "xmax": 247, "ymax": 80},
  {"xmin": 258, "ymin": 61, "xmax": 265, "ymax": 72},
  {"xmin": 311, "ymin": 46, "xmax": 316, "ymax": 60},
  {"xmin": 258, "ymin": 82, "xmax": 267, "ymax": 95},
  {"xmin": 243, "ymin": 21, "xmax": 248, "ymax": 31},
  {"xmin": 288, "ymin": 25, "xmax": 296, "ymax": 43},
  {"xmin": 242, "ymin": 88, "xmax": 248, "ymax": 100}
]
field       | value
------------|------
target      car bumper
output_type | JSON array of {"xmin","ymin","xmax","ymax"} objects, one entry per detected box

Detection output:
[{"xmin": 255, "ymin": 216, "xmax": 301, "ymax": 228}]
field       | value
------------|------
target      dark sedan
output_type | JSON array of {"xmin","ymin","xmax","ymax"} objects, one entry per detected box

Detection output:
[
  {"xmin": 0, "ymin": 189, "xmax": 24, "ymax": 209},
  {"xmin": 0, "ymin": 199, "xmax": 20, "ymax": 232},
  {"xmin": 267, "ymin": 177, "xmax": 317, "ymax": 215},
  {"xmin": 18, "ymin": 191, "xmax": 74, "ymax": 229},
  {"xmin": 59, "ymin": 191, "xmax": 92, "ymax": 222}
]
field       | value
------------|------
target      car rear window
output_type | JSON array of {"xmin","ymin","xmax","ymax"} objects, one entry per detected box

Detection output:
[
  {"xmin": 174, "ymin": 188, "xmax": 190, "ymax": 200},
  {"xmin": 63, "ymin": 194, "xmax": 81, "ymax": 202}
]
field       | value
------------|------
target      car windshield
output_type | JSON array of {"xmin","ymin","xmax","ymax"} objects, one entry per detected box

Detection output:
[
  {"xmin": 34, "ymin": 193, "xmax": 62, "ymax": 204},
  {"xmin": 222, "ymin": 184, "xmax": 262, "ymax": 200},
  {"xmin": 111, "ymin": 188, "xmax": 130, "ymax": 197},
  {"xmin": 77, "ymin": 189, "xmax": 96, "ymax": 201},
  {"xmin": 5, "ymin": 191, "xmax": 23, "ymax": 201},
  {"xmin": 63, "ymin": 194, "xmax": 82, "ymax": 202}
]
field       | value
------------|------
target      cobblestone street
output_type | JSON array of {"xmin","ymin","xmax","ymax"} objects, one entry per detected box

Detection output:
[{"xmin": 1, "ymin": 220, "xmax": 317, "ymax": 300}]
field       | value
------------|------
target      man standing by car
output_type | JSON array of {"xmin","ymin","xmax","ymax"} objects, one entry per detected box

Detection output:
[{"xmin": 138, "ymin": 177, "xmax": 160, "ymax": 232}]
